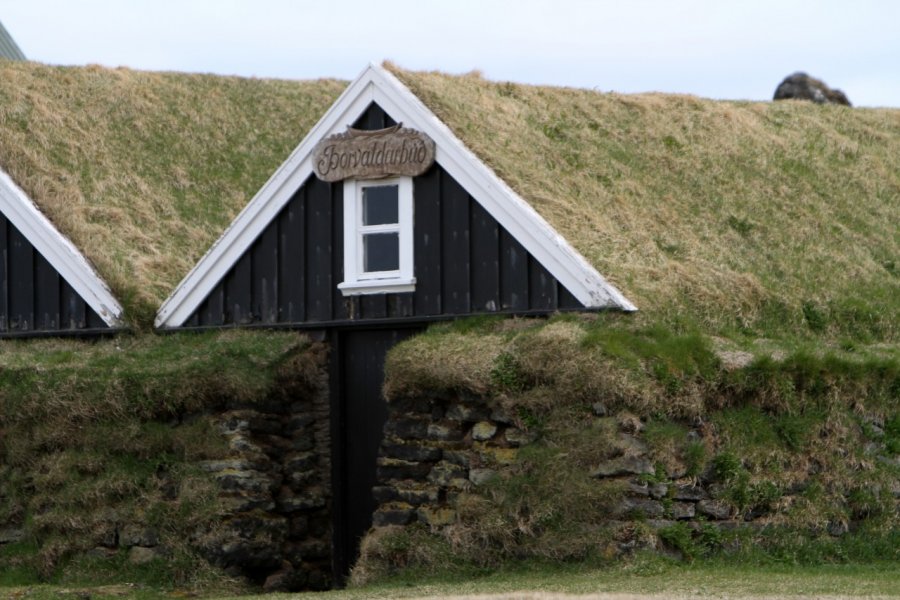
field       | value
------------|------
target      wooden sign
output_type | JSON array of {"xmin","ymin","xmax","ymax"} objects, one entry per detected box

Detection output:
[{"xmin": 313, "ymin": 124, "xmax": 436, "ymax": 182}]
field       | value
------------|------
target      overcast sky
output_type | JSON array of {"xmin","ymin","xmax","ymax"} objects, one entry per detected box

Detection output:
[{"xmin": 3, "ymin": 0, "xmax": 899, "ymax": 107}]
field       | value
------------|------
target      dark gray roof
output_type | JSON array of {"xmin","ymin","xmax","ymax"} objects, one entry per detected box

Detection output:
[{"xmin": 0, "ymin": 20, "xmax": 26, "ymax": 60}]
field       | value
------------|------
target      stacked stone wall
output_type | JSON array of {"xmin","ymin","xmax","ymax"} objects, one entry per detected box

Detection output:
[
  {"xmin": 370, "ymin": 394, "xmax": 900, "ymax": 559},
  {"xmin": 195, "ymin": 386, "xmax": 333, "ymax": 591}
]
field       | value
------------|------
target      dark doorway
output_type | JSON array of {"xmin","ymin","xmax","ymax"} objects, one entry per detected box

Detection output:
[{"xmin": 330, "ymin": 327, "xmax": 420, "ymax": 584}]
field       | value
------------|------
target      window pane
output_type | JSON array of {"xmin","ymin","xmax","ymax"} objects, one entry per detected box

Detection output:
[
  {"xmin": 363, "ymin": 232, "xmax": 399, "ymax": 272},
  {"xmin": 362, "ymin": 185, "xmax": 399, "ymax": 226}
]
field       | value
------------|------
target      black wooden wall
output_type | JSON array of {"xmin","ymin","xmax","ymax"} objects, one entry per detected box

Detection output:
[
  {"xmin": 0, "ymin": 214, "xmax": 108, "ymax": 334},
  {"xmin": 182, "ymin": 103, "xmax": 583, "ymax": 328}
]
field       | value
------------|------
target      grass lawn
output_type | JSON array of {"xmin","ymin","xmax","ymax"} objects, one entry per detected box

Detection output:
[{"xmin": 3, "ymin": 561, "xmax": 898, "ymax": 599}]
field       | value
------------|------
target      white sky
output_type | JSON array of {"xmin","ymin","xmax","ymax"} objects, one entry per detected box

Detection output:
[{"xmin": 3, "ymin": 0, "xmax": 899, "ymax": 107}]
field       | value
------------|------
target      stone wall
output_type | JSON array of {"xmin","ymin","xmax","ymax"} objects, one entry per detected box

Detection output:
[
  {"xmin": 0, "ymin": 347, "xmax": 334, "ymax": 593},
  {"xmin": 369, "ymin": 393, "xmax": 899, "ymax": 561},
  {"xmin": 194, "ymin": 384, "xmax": 333, "ymax": 592},
  {"xmin": 371, "ymin": 394, "xmax": 535, "ymax": 529}
]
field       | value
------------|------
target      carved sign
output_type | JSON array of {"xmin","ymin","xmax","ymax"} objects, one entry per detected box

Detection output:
[{"xmin": 312, "ymin": 124, "xmax": 436, "ymax": 182}]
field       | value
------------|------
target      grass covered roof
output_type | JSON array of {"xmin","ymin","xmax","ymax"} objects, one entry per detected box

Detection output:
[
  {"xmin": 0, "ymin": 61, "xmax": 344, "ymax": 328},
  {"xmin": 388, "ymin": 65, "xmax": 899, "ymax": 344},
  {"xmin": 0, "ymin": 60, "xmax": 897, "ymax": 344}
]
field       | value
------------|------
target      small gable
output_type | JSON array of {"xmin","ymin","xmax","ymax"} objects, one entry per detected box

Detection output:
[
  {"xmin": 156, "ymin": 65, "xmax": 634, "ymax": 329},
  {"xmin": 0, "ymin": 170, "xmax": 123, "ymax": 335}
]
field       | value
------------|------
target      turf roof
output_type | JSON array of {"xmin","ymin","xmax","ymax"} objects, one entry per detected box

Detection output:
[
  {"xmin": 0, "ymin": 60, "xmax": 345, "ymax": 328},
  {"xmin": 387, "ymin": 64, "xmax": 899, "ymax": 343},
  {"xmin": 0, "ymin": 60, "xmax": 897, "ymax": 342}
]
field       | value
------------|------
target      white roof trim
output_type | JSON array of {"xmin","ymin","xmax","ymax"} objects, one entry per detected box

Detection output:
[
  {"xmin": 0, "ymin": 169, "xmax": 124, "ymax": 327},
  {"xmin": 155, "ymin": 64, "xmax": 635, "ymax": 328}
]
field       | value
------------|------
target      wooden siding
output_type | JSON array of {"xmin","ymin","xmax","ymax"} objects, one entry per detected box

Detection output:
[
  {"xmin": 0, "ymin": 214, "xmax": 108, "ymax": 334},
  {"xmin": 182, "ymin": 103, "xmax": 585, "ymax": 328}
]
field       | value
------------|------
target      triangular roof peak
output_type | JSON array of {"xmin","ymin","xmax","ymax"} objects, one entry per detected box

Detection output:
[
  {"xmin": 156, "ymin": 63, "xmax": 635, "ymax": 327},
  {"xmin": 0, "ymin": 168, "xmax": 124, "ymax": 328}
]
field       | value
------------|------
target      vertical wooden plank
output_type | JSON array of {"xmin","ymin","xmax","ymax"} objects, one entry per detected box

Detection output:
[
  {"xmin": 557, "ymin": 283, "xmax": 584, "ymax": 309},
  {"xmin": 60, "ymin": 280, "xmax": 86, "ymax": 329},
  {"xmin": 499, "ymin": 228, "xmax": 528, "ymax": 311},
  {"xmin": 252, "ymin": 220, "xmax": 279, "ymax": 324},
  {"xmin": 331, "ymin": 181, "xmax": 346, "ymax": 321},
  {"xmin": 34, "ymin": 252, "xmax": 60, "ymax": 330},
  {"xmin": 440, "ymin": 171, "xmax": 470, "ymax": 314},
  {"xmin": 306, "ymin": 177, "xmax": 333, "ymax": 322},
  {"xmin": 86, "ymin": 306, "xmax": 108, "ymax": 329},
  {"xmin": 351, "ymin": 102, "xmax": 397, "ymax": 131},
  {"xmin": 198, "ymin": 283, "xmax": 225, "ymax": 327},
  {"xmin": 278, "ymin": 185, "xmax": 306, "ymax": 323},
  {"xmin": 469, "ymin": 199, "xmax": 500, "ymax": 313},
  {"xmin": 413, "ymin": 165, "xmax": 441, "ymax": 316},
  {"xmin": 225, "ymin": 252, "xmax": 252, "ymax": 324},
  {"xmin": 528, "ymin": 256, "xmax": 557, "ymax": 311},
  {"xmin": 388, "ymin": 293, "xmax": 414, "ymax": 319},
  {"xmin": 0, "ymin": 215, "xmax": 9, "ymax": 331},
  {"xmin": 8, "ymin": 226, "xmax": 34, "ymax": 331},
  {"xmin": 360, "ymin": 295, "xmax": 387, "ymax": 320}
]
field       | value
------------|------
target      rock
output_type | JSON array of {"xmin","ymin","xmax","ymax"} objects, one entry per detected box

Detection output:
[
  {"xmin": 263, "ymin": 562, "xmax": 294, "ymax": 593},
  {"xmin": 697, "ymin": 499, "xmax": 732, "ymax": 520},
  {"xmin": 417, "ymin": 507, "xmax": 457, "ymax": 526},
  {"xmin": 396, "ymin": 487, "xmax": 440, "ymax": 505},
  {"xmin": 427, "ymin": 461, "xmax": 469, "ymax": 488},
  {"xmin": 442, "ymin": 449, "xmax": 471, "ymax": 467},
  {"xmin": 384, "ymin": 417, "xmax": 428, "ymax": 440},
  {"xmin": 591, "ymin": 456, "xmax": 654, "ymax": 478},
  {"xmin": 490, "ymin": 407, "xmax": 516, "ymax": 425},
  {"xmin": 446, "ymin": 403, "xmax": 490, "ymax": 422},
  {"xmin": 372, "ymin": 507, "xmax": 416, "ymax": 527},
  {"xmin": 377, "ymin": 458, "xmax": 432, "ymax": 481},
  {"xmin": 372, "ymin": 485, "xmax": 398, "ymax": 504},
  {"xmin": 381, "ymin": 443, "xmax": 442, "ymax": 463},
  {"xmin": 827, "ymin": 521, "xmax": 849, "ymax": 537},
  {"xmin": 119, "ymin": 525, "xmax": 159, "ymax": 548},
  {"xmin": 504, "ymin": 427, "xmax": 538, "ymax": 447},
  {"xmin": 277, "ymin": 487, "xmax": 326, "ymax": 513},
  {"xmin": 591, "ymin": 402, "xmax": 608, "ymax": 417},
  {"xmin": 670, "ymin": 502, "xmax": 696, "ymax": 520},
  {"xmin": 773, "ymin": 72, "xmax": 851, "ymax": 106},
  {"xmin": 0, "ymin": 528, "xmax": 25, "ymax": 544},
  {"xmin": 472, "ymin": 421, "xmax": 498, "ymax": 441},
  {"xmin": 284, "ymin": 452, "xmax": 317, "ymax": 472},
  {"xmin": 617, "ymin": 433, "xmax": 649, "ymax": 456},
  {"xmin": 617, "ymin": 413, "xmax": 645, "ymax": 434},
  {"xmin": 197, "ymin": 459, "xmax": 255, "ymax": 473},
  {"xmin": 213, "ymin": 468, "xmax": 276, "ymax": 494},
  {"xmin": 673, "ymin": 484, "xmax": 708, "ymax": 502},
  {"xmin": 469, "ymin": 468, "xmax": 498, "ymax": 486},
  {"xmin": 128, "ymin": 546, "xmax": 158, "ymax": 565},
  {"xmin": 479, "ymin": 446, "xmax": 518, "ymax": 465},
  {"xmin": 427, "ymin": 420, "xmax": 466, "ymax": 442},
  {"xmin": 617, "ymin": 498, "xmax": 665, "ymax": 519},
  {"xmin": 627, "ymin": 481, "xmax": 650, "ymax": 496},
  {"xmin": 649, "ymin": 483, "xmax": 668, "ymax": 499}
]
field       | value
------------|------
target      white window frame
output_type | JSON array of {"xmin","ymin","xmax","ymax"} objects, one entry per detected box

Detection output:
[{"xmin": 337, "ymin": 176, "xmax": 415, "ymax": 295}]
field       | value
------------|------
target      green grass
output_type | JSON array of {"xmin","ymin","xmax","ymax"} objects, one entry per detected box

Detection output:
[
  {"xmin": 4, "ymin": 560, "xmax": 899, "ymax": 599},
  {"xmin": 0, "ymin": 330, "xmax": 324, "ymax": 588}
]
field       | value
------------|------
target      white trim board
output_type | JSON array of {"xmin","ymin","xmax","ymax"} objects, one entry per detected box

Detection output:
[
  {"xmin": 0, "ymin": 168, "xmax": 124, "ymax": 327},
  {"xmin": 155, "ymin": 64, "xmax": 635, "ymax": 328}
]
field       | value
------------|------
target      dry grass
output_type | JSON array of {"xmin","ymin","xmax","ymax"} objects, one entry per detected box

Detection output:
[
  {"xmin": 0, "ymin": 62, "xmax": 344, "ymax": 326},
  {"xmin": 388, "ymin": 64, "xmax": 900, "ymax": 341}
]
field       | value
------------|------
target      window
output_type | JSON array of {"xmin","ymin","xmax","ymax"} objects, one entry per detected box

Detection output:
[{"xmin": 338, "ymin": 177, "xmax": 414, "ymax": 295}]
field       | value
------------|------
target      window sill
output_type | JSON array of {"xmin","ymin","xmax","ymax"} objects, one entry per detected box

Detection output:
[{"xmin": 337, "ymin": 277, "xmax": 416, "ymax": 296}]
